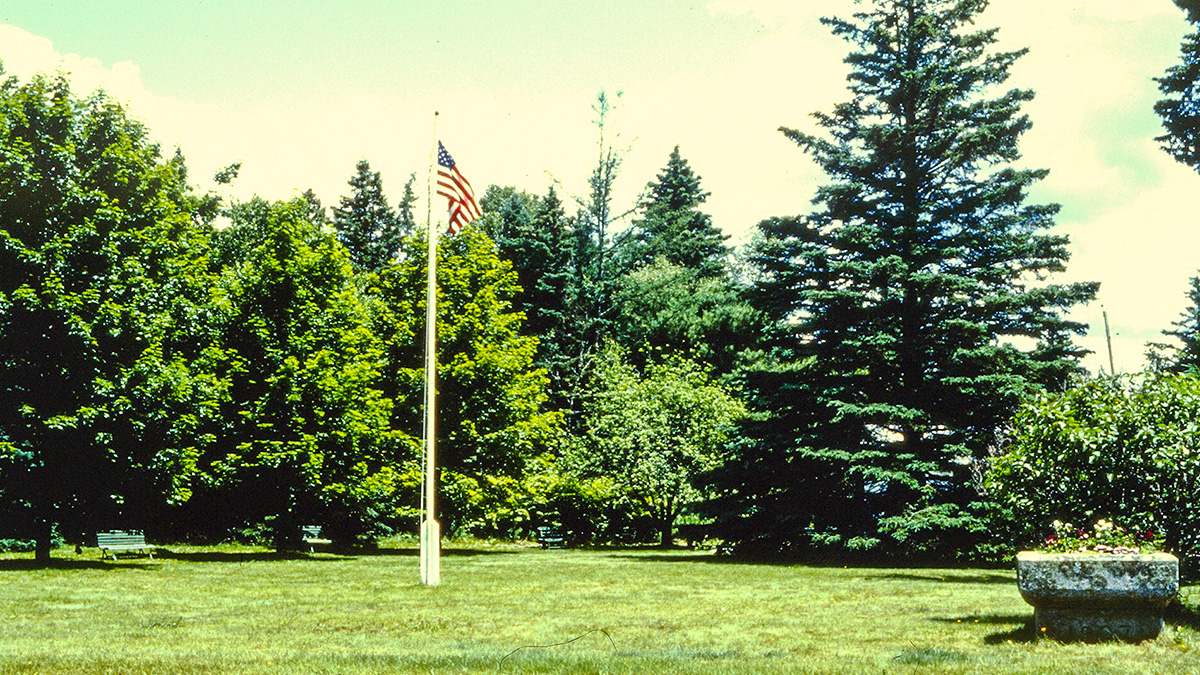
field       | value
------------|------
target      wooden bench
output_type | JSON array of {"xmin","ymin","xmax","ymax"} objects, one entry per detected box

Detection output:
[
  {"xmin": 300, "ymin": 525, "xmax": 331, "ymax": 552},
  {"xmin": 96, "ymin": 530, "xmax": 155, "ymax": 561},
  {"xmin": 536, "ymin": 526, "xmax": 565, "ymax": 549}
]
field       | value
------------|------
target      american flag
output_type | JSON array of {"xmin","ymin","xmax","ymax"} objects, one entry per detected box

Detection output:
[{"xmin": 436, "ymin": 142, "xmax": 482, "ymax": 234}]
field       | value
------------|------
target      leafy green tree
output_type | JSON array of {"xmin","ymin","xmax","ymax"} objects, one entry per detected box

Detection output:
[
  {"xmin": 332, "ymin": 159, "xmax": 401, "ymax": 272},
  {"xmin": 0, "ymin": 71, "xmax": 210, "ymax": 560},
  {"xmin": 569, "ymin": 349, "xmax": 746, "ymax": 546},
  {"xmin": 190, "ymin": 199, "xmax": 404, "ymax": 547},
  {"xmin": 371, "ymin": 226, "xmax": 559, "ymax": 534},
  {"xmin": 986, "ymin": 373, "xmax": 1200, "ymax": 562},
  {"xmin": 717, "ymin": 0, "xmax": 1098, "ymax": 558},
  {"xmin": 1156, "ymin": 0, "xmax": 1200, "ymax": 171},
  {"xmin": 617, "ymin": 146, "xmax": 729, "ymax": 277},
  {"xmin": 613, "ymin": 259, "xmax": 759, "ymax": 375}
]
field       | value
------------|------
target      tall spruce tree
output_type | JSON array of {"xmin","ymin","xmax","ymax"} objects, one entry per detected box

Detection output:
[
  {"xmin": 1151, "ymin": 275, "xmax": 1200, "ymax": 373},
  {"xmin": 618, "ymin": 146, "xmax": 729, "ymax": 277},
  {"xmin": 479, "ymin": 185, "xmax": 577, "ymax": 411},
  {"xmin": 332, "ymin": 159, "xmax": 400, "ymax": 272},
  {"xmin": 717, "ymin": 0, "xmax": 1098, "ymax": 558},
  {"xmin": 1156, "ymin": 0, "xmax": 1200, "ymax": 171}
]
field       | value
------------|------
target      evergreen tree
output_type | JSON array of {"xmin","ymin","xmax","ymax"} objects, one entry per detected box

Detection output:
[
  {"xmin": 618, "ymin": 146, "xmax": 729, "ymax": 277},
  {"xmin": 332, "ymin": 159, "xmax": 400, "ymax": 271},
  {"xmin": 479, "ymin": 185, "xmax": 577, "ymax": 410},
  {"xmin": 1151, "ymin": 275, "xmax": 1200, "ymax": 373},
  {"xmin": 394, "ymin": 173, "xmax": 418, "ymax": 241},
  {"xmin": 716, "ymin": 0, "xmax": 1098, "ymax": 558},
  {"xmin": 1156, "ymin": 0, "xmax": 1200, "ymax": 171}
]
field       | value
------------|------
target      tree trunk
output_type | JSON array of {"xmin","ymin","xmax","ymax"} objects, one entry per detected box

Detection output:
[
  {"xmin": 34, "ymin": 518, "xmax": 53, "ymax": 563},
  {"xmin": 659, "ymin": 515, "xmax": 675, "ymax": 548}
]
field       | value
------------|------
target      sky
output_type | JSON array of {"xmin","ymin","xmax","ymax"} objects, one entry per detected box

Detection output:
[{"xmin": 0, "ymin": 0, "xmax": 1196, "ymax": 375}]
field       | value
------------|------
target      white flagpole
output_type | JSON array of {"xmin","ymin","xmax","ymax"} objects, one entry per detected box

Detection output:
[{"xmin": 420, "ymin": 111, "xmax": 441, "ymax": 586}]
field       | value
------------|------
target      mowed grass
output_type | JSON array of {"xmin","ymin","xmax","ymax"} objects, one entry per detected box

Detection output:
[{"xmin": 0, "ymin": 543, "xmax": 1195, "ymax": 674}]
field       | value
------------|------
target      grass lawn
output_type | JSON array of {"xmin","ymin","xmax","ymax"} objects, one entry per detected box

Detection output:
[{"xmin": 0, "ymin": 543, "xmax": 1195, "ymax": 674}]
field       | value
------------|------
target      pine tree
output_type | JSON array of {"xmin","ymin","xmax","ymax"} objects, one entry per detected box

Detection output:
[
  {"xmin": 1156, "ymin": 0, "xmax": 1200, "ymax": 171},
  {"xmin": 1152, "ymin": 275, "xmax": 1200, "ymax": 373},
  {"xmin": 332, "ymin": 159, "xmax": 399, "ymax": 271},
  {"xmin": 716, "ymin": 0, "xmax": 1098, "ymax": 558},
  {"xmin": 479, "ymin": 185, "xmax": 579, "ymax": 412},
  {"xmin": 619, "ymin": 146, "xmax": 729, "ymax": 277}
]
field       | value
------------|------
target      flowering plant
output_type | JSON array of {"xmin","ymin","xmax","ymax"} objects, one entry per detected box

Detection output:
[{"xmin": 1039, "ymin": 519, "xmax": 1162, "ymax": 555}]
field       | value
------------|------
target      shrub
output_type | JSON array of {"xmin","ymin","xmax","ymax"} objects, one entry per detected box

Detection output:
[{"xmin": 986, "ymin": 373, "xmax": 1200, "ymax": 563}]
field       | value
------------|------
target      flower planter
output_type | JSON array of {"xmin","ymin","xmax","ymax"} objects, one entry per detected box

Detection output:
[{"xmin": 1016, "ymin": 551, "xmax": 1179, "ymax": 642}]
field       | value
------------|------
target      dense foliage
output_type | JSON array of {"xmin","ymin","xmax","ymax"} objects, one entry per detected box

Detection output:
[
  {"xmin": 714, "ymin": 0, "xmax": 1097, "ymax": 559},
  {"xmin": 0, "ymin": 70, "xmax": 211, "ymax": 559},
  {"xmin": 987, "ymin": 374, "xmax": 1200, "ymax": 563},
  {"xmin": 184, "ymin": 199, "xmax": 403, "ymax": 547},
  {"xmin": 1157, "ymin": 0, "xmax": 1200, "ymax": 171},
  {"xmin": 18, "ymin": 0, "xmax": 1200, "ymax": 563},
  {"xmin": 567, "ymin": 349, "xmax": 746, "ymax": 545},
  {"xmin": 372, "ymin": 227, "xmax": 559, "ymax": 535}
]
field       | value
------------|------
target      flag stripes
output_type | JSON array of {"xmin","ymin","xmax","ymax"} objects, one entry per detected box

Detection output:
[{"xmin": 436, "ymin": 142, "xmax": 482, "ymax": 234}]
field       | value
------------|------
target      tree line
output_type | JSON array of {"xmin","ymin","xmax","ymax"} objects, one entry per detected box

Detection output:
[{"xmin": 2, "ymin": 0, "xmax": 1200, "ymax": 563}]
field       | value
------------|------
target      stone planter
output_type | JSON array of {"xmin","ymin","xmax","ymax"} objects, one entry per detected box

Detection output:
[{"xmin": 1016, "ymin": 551, "xmax": 1179, "ymax": 642}]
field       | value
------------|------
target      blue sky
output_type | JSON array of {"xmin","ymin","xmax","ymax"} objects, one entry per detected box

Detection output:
[{"xmin": 0, "ymin": 0, "xmax": 1197, "ymax": 373}]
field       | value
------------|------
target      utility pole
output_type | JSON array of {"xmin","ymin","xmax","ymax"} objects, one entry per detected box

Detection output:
[{"xmin": 1102, "ymin": 307, "xmax": 1116, "ymax": 376}]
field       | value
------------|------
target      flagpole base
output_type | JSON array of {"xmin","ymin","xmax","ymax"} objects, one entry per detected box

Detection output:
[{"xmin": 420, "ymin": 519, "xmax": 441, "ymax": 586}]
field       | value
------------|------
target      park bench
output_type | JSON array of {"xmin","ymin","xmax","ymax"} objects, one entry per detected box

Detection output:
[
  {"xmin": 300, "ymin": 525, "xmax": 331, "ymax": 552},
  {"xmin": 96, "ymin": 530, "xmax": 155, "ymax": 561},
  {"xmin": 536, "ymin": 526, "xmax": 565, "ymax": 549}
]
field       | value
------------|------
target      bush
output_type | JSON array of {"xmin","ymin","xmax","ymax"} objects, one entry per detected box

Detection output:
[{"xmin": 986, "ymin": 373, "xmax": 1200, "ymax": 564}]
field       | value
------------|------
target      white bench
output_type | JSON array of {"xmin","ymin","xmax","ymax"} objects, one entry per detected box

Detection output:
[
  {"xmin": 536, "ymin": 526, "xmax": 565, "ymax": 549},
  {"xmin": 96, "ymin": 530, "xmax": 155, "ymax": 561},
  {"xmin": 300, "ymin": 525, "xmax": 331, "ymax": 552}
]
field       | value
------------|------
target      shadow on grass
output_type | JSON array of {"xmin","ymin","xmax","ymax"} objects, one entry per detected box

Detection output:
[
  {"xmin": 355, "ymin": 547, "xmax": 521, "ymax": 559},
  {"xmin": 982, "ymin": 617, "xmax": 1037, "ymax": 644},
  {"xmin": 932, "ymin": 612, "xmax": 1034, "ymax": 643},
  {"xmin": 611, "ymin": 552, "xmax": 1013, "ymax": 581},
  {"xmin": 0, "ymin": 557, "xmax": 156, "ymax": 571},
  {"xmin": 154, "ymin": 549, "xmax": 352, "ymax": 563},
  {"xmin": 934, "ymin": 613, "xmax": 1029, "ymax": 626},
  {"xmin": 874, "ymin": 572, "xmax": 1013, "ymax": 585},
  {"xmin": 153, "ymin": 546, "xmax": 519, "ymax": 563},
  {"xmin": 1167, "ymin": 597, "xmax": 1200, "ymax": 632}
]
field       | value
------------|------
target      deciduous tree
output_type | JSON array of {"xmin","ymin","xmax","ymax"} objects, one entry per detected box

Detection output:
[
  {"xmin": 0, "ymin": 71, "xmax": 210, "ymax": 559},
  {"xmin": 569, "ymin": 349, "xmax": 746, "ymax": 546},
  {"xmin": 191, "ymin": 199, "xmax": 403, "ymax": 547},
  {"xmin": 371, "ymin": 227, "xmax": 558, "ymax": 534}
]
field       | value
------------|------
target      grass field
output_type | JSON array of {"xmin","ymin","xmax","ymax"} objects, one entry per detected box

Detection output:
[{"xmin": 0, "ymin": 542, "xmax": 1195, "ymax": 674}]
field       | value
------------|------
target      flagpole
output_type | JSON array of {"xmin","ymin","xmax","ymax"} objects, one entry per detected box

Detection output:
[{"xmin": 420, "ymin": 111, "xmax": 441, "ymax": 586}]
